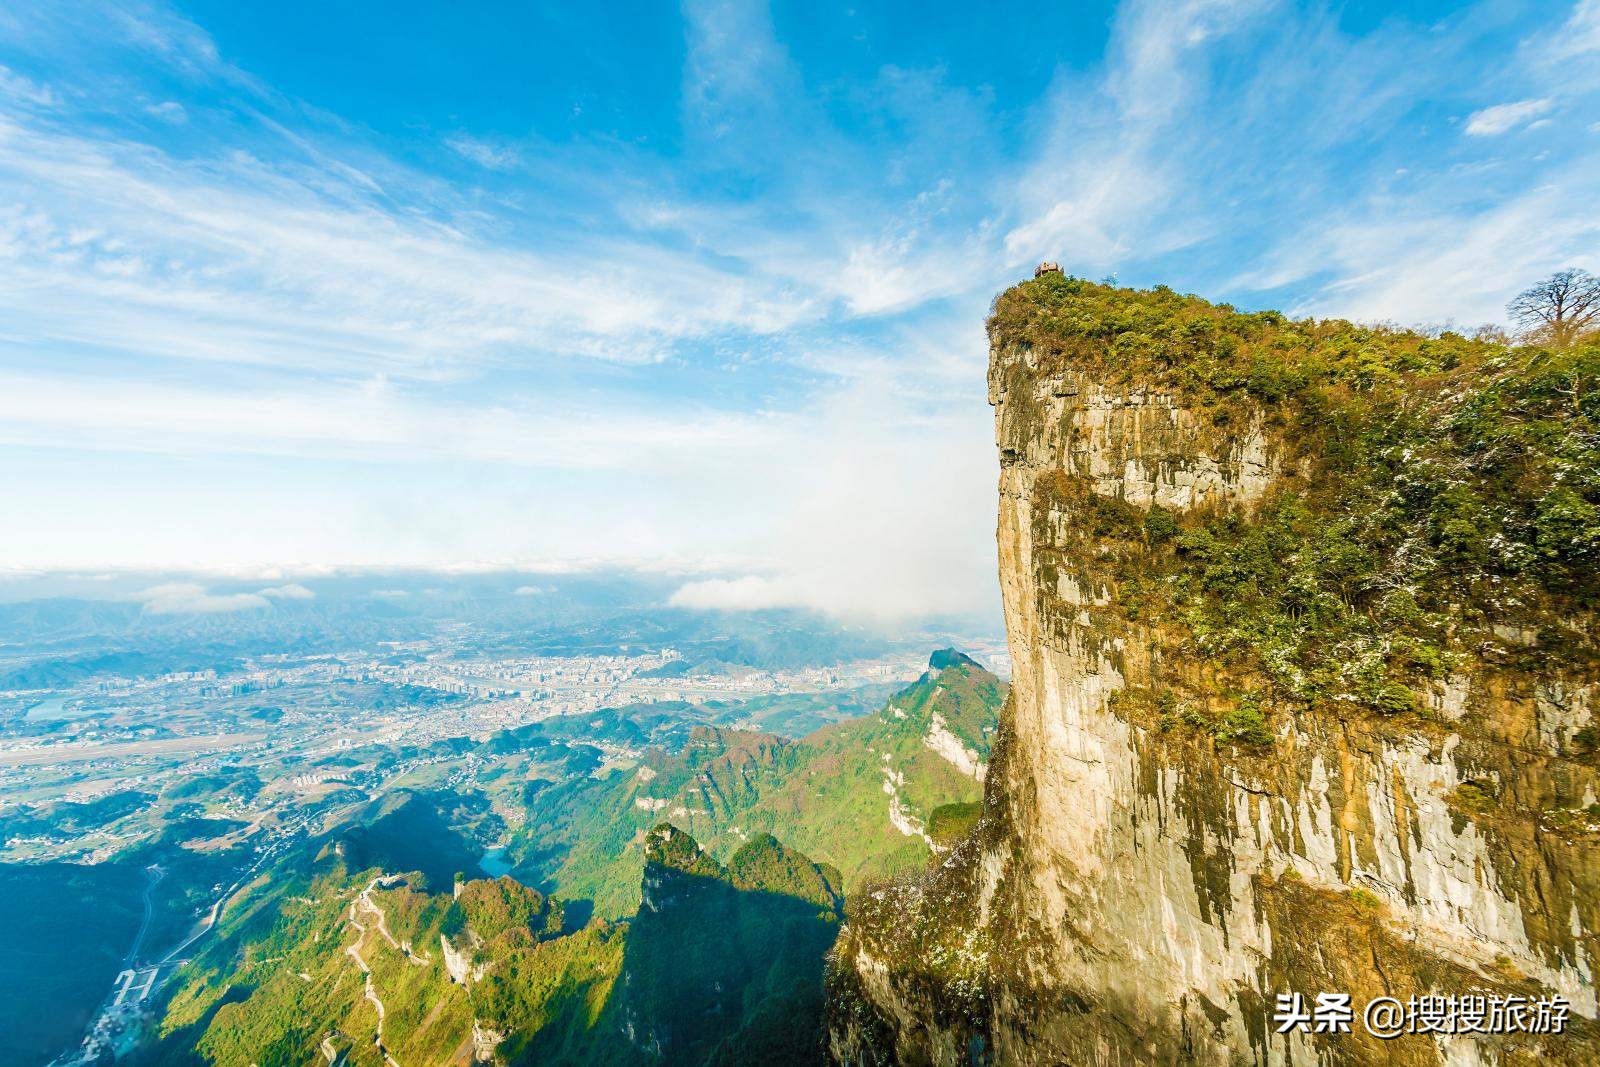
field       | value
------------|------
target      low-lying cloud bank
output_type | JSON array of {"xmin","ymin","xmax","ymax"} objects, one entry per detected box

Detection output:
[
  {"xmin": 669, "ymin": 576, "xmax": 807, "ymax": 612},
  {"xmin": 131, "ymin": 581, "xmax": 316, "ymax": 615}
]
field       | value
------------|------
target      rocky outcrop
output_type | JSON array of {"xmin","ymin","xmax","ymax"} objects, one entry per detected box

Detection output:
[
  {"xmin": 441, "ymin": 931, "xmax": 481, "ymax": 985},
  {"xmin": 829, "ymin": 279, "xmax": 1600, "ymax": 1065},
  {"xmin": 471, "ymin": 1020, "xmax": 505, "ymax": 1063}
]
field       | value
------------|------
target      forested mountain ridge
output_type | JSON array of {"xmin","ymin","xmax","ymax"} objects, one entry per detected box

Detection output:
[
  {"xmin": 130, "ymin": 819, "xmax": 844, "ymax": 1065},
  {"xmin": 509, "ymin": 650, "xmax": 1004, "ymax": 916}
]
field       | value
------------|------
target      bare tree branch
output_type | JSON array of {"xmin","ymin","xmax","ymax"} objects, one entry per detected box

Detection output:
[{"xmin": 1507, "ymin": 268, "xmax": 1600, "ymax": 346}]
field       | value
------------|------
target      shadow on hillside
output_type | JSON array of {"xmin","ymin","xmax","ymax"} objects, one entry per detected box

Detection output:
[
  {"xmin": 559, "ymin": 897, "xmax": 595, "ymax": 933},
  {"xmin": 338, "ymin": 790, "xmax": 481, "ymax": 891},
  {"xmin": 614, "ymin": 872, "xmax": 838, "ymax": 1066},
  {"xmin": 121, "ymin": 983, "xmax": 255, "ymax": 1067},
  {"xmin": 505, "ymin": 842, "xmax": 568, "ymax": 896},
  {"xmin": 0, "ymin": 861, "xmax": 146, "ymax": 1067},
  {"xmin": 484, "ymin": 870, "xmax": 839, "ymax": 1066}
]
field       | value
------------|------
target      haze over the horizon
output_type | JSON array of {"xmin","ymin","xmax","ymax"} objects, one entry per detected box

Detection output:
[{"xmin": 1, "ymin": 0, "xmax": 1596, "ymax": 618}]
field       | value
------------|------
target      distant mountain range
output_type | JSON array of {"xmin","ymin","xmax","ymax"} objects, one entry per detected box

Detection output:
[{"xmin": 0, "ymin": 570, "xmax": 988, "ymax": 684}]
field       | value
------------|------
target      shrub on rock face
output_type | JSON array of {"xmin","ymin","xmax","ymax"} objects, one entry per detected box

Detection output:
[{"xmin": 928, "ymin": 801, "xmax": 983, "ymax": 846}]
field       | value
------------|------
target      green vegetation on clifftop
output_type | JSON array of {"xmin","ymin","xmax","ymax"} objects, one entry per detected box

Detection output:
[{"xmin": 998, "ymin": 275, "xmax": 1599, "ymax": 738}]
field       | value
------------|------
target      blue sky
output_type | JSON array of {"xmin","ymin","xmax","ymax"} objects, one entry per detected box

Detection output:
[{"xmin": 0, "ymin": 0, "xmax": 1596, "ymax": 617}]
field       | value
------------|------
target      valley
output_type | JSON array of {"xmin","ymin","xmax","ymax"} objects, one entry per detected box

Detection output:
[{"xmin": 0, "ymin": 573, "xmax": 1004, "ymax": 1065}]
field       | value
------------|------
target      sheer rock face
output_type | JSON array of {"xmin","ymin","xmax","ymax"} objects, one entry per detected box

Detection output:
[{"xmin": 828, "ymin": 337, "xmax": 1600, "ymax": 1065}]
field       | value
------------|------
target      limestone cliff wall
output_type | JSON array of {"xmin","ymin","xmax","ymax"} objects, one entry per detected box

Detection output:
[{"xmin": 828, "ymin": 302, "xmax": 1599, "ymax": 1066}]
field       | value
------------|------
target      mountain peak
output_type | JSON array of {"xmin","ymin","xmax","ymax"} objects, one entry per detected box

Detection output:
[
  {"xmin": 728, "ymin": 832, "xmax": 845, "ymax": 911},
  {"xmin": 642, "ymin": 822, "xmax": 712, "ymax": 873},
  {"xmin": 928, "ymin": 647, "xmax": 981, "ymax": 672}
]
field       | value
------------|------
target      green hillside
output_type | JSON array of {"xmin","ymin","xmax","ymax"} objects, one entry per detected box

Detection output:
[
  {"xmin": 719, "ymin": 648, "xmax": 1003, "ymax": 888},
  {"xmin": 611, "ymin": 826, "xmax": 844, "ymax": 1064},
  {"xmin": 135, "ymin": 821, "xmax": 844, "ymax": 1065},
  {"xmin": 121, "ymin": 649, "xmax": 1004, "ymax": 1064},
  {"xmin": 509, "ymin": 650, "xmax": 1006, "ymax": 916}
]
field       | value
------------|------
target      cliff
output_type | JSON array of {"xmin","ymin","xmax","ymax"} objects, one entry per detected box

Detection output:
[{"xmin": 829, "ymin": 276, "xmax": 1600, "ymax": 1065}]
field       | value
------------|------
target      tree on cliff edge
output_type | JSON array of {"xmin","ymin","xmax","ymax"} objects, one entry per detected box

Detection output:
[{"xmin": 1508, "ymin": 268, "xmax": 1600, "ymax": 346}]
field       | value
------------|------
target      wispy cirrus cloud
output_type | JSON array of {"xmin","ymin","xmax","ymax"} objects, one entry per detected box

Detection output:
[
  {"xmin": 0, "ymin": 115, "xmax": 820, "ymax": 375},
  {"xmin": 1464, "ymin": 97, "xmax": 1553, "ymax": 135},
  {"xmin": 1003, "ymin": 0, "xmax": 1272, "ymax": 267},
  {"xmin": 1253, "ymin": 166, "xmax": 1600, "ymax": 325},
  {"xmin": 0, "ymin": 63, "xmax": 53, "ymax": 105},
  {"xmin": 1546, "ymin": 0, "xmax": 1600, "ymax": 61},
  {"xmin": 1, "ymin": 0, "xmax": 1596, "ymax": 620},
  {"xmin": 444, "ymin": 133, "xmax": 520, "ymax": 170}
]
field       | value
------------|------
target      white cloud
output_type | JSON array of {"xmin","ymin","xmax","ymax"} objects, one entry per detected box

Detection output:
[
  {"xmin": 670, "ymin": 575, "xmax": 802, "ymax": 611},
  {"xmin": 513, "ymin": 585, "xmax": 544, "ymax": 596},
  {"xmin": 1004, "ymin": 162, "xmax": 1168, "ymax": 266},
  {"xmin": 1236, "ymin": 160, "xmax": 1600, "ymax": 325},
  {"xmin": 0, "ymin": 368, "xmax": 775, "ymax": 471},
  {"xmin": 1003, "ymin": 0, "xmax": 1270, "ymax": 269},
  {"xmin": 1547, "ymin": 0, "xmax": 1600, "ymax": 61},
  {"xmin": 681, "ymin": 0, "xmax": 801, "ymax": 145},
  {"xmin": 132, "ymin": 582, "xmax": 270, "ymax": 615},
  {"xmin": 19, "ymin": 346, "xmax": 997, "ymax": 620},
  {"xmin": 144, "ymin": 100, "xmax": 187, "ymax": 123},
  {"xmin": 0, "ymin": 112, "xmax": 822, "ymax": 378},
  {"xmin": 1107, "ymin": 0, "xmax": 1269, "ymax": 123},
  {"xmin": 0, "ymin": 64, "xmax": 55, "ymax": 106},
  {"xmin": 259, "ymin": 582, "xmax": 314, "ymax": 600},
  {"xmin": 370, "ymin": 589, "xmax": 409, "ymax": 599},
  {"xmin": 660, "ymin": 356, "xmax": 999, "ymax": 623},
  {"xmin": 444, "ymin": 134, "xmax": 519, "ymax": 170},
  {"xmin": 1464, "ymin": 98, "xmax": 1553, "ymax": 136}
]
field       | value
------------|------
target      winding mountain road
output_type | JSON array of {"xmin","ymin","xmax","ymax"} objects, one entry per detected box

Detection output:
[
  {"xmin": 124, "ymin": 865, "xmax": 165, "ymax": 967},
  {"xmin": 345, "ymin": 878, "xmax": 404, "ymax": 1067}
]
